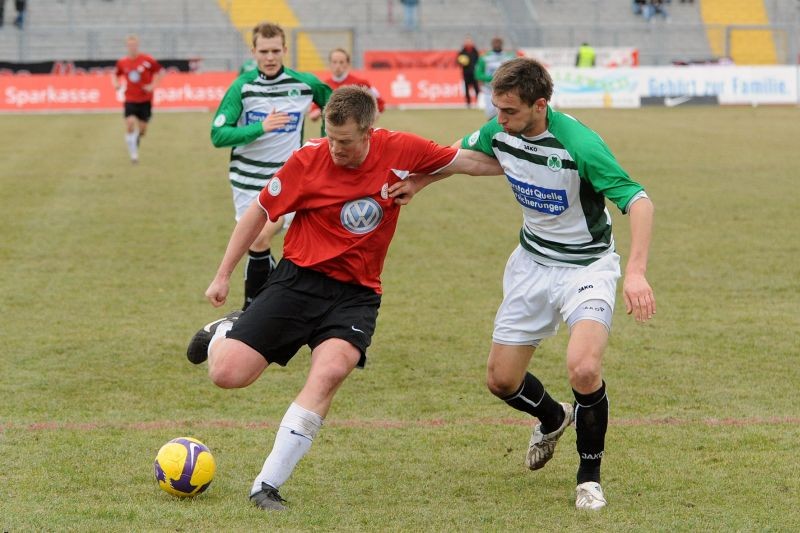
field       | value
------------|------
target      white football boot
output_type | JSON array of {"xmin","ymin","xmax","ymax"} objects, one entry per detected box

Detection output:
[
  {"xmin": 575, "ymin": 481, "xmax": 607, "ymax": 510},
  {"xmin": 525, "ymin": 402, "xmax": 574, "ymax": 470}
]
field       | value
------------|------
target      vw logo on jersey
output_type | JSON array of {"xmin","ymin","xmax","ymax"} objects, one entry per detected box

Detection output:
[
  {"xmin": 340, "ymin": 198, "xmax": 383, "ymax": 234},
  {"xmin": 128, "ymin": 70, "xmax": 141, "ymax": 83}
]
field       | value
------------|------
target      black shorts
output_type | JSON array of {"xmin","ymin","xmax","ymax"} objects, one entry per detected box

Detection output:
[
  {"xmin": 227, "ymin": 259, "xmax": 381, "ymax": 367},
  {"xmin": 124, "ymin": 101, "xmax": 152, "ymax": 122}
]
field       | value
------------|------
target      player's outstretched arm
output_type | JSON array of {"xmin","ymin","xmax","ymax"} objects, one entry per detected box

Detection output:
[
  {"xmin": 206, "ymin": 202, "xmax": 269, "ymax": 307},
  {"xmin": 447, "ymin": 148, "xmax": 503, "ymax": 177},
  {"xmin": 388, "ymin": 173, "xmax": 449, "ymax": 205},
  {"xmin": 389, "ymin": 148, "xmax": 502, "ymax": 205},
  {"xmin": 622, "ymin": 197, "xmax": 656, "ymax": 322}
]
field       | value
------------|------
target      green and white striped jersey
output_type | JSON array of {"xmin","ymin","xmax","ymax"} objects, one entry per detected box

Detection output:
[
  {"xmin": 211, "ymin": 67, "xmax": 332, "ymax": 192},
  {"xmin": 461, "ymin": 106, "xmax": 646, "ymax": 267}
]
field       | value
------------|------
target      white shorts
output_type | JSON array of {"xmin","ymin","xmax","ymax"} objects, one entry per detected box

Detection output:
[
  {"xmin": 493, "ymin": 246, "xmax": 621, "ymax": 345},
  {"xmin": 231, "ymin": 186, "xmax": 294, "ymax": 230},
  {"xmin": 481, "ymin": 88, "xmax": 497, "ymax": 119}
]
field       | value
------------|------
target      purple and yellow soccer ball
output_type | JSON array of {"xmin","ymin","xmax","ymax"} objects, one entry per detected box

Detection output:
[{"xmin": 154, "ymin": 437, "xmax": 216, "ymax": 497}]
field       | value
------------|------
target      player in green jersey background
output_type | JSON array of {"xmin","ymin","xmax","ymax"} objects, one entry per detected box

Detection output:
[
  {"xmin": 475, "ymin": 36, "xmax": 517, "ymax": 120},
  {"xmin": 211, "ymin": 22, "xmax": 332, "ymax": 309}
]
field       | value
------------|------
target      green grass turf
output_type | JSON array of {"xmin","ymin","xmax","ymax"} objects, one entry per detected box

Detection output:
[{"xmin": 1, "ymin": 107, "xmax": 799, "ymax": 531}]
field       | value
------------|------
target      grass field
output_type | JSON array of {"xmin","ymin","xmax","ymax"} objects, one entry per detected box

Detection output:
[{"xmin": 1, "ymin": 106, "xmax": 799, "ymax": 531}]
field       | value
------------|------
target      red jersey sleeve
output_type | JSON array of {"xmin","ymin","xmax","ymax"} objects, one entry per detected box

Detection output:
[
  {"xmin": 115, "ymin": 59, "xmax": 123, "ymax": 77},
  {"xmin": 394, "ymin": 132, "xmax": 458, "ymax": 175},
  {"xmin": 257, "ymin": 149, "xmax": 308, "ymax": 222}
]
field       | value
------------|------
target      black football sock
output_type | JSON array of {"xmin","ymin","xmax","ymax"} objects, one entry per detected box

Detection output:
[
  {"xmin": 573, "ymin": 381, "xmax": 608, "ymax": 484},
  {"xmin": 501, "ymin": 372, "xmax": 565, "ymax": 433},
  {"xmin": 243, "ymin": 248, "xmax": 275, "ymax": 310}
]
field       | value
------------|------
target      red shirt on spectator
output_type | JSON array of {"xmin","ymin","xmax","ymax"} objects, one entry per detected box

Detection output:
[
  {"xmin": 115, "ymin": 54, "xmax": 163, "ymax": 103},
  {"xmin": 324, "ymin": 73, "xmax": 386, "ymax": 112}
]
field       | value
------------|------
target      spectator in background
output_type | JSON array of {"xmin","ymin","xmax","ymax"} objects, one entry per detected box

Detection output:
[
  {"xmin": 643, "ymin": 0, "xmax": 669, "ymax": 22},
  {"xmin": 112, "ymin": 34, "xmax": 165, "ymax": 163},
  {"xmin": 475, "ymin": 36, "xmax": 517, "ymax": 119},
  {"xmin": 400, "ymin": 0, "xmax": 419, "ymax": 31},
  {"xmin": 457, "ymin": 36, "xmax": 481, "ymax": 108},
  {"xmin": 0, "ymin": 0, "xmax": 26, "ymax": 28},
  {"xmin": 653, "ymin": 0, "xmax": 670, "ymax": 20},
  {"xmin": 309, "ymin": 48, "xmax": 385, "ymax": 121},
  {"xmin": 575, "ymin": 42, "xmax": 596, "ymax": 67}
]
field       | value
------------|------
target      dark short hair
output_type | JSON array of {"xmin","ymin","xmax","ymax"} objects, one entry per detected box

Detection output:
[
  {"xmin": 325, "ymin": 86, "xmax": 377, "ymax": 132},
  {"xmin": 492, "ymin": 57, "xmax": 553, "ymax": 105},
  {"xmin": 252, "ymin": 22, "xmax": 285, "ymax": 47}
]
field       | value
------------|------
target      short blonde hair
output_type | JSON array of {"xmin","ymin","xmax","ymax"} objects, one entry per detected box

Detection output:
[
  {"xmin": 325, "ymin": 86, "xmax": 377, "ymax": 132},
  {"xmin": 252, "ymin": 22, "xmax": 285, "ymax": 47}
]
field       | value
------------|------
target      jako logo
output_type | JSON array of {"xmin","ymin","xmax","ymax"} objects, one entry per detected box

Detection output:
[
  {"xmin": 580, "ymin": 451, "xmax": 604, "ymax": 460},
  {"xmin": 341, "ymin": 198, "xmax": 383, "ymax": 234},
  {"xmin": 578, "ymin": 284, "xmax": 594, "ymax": 293}
]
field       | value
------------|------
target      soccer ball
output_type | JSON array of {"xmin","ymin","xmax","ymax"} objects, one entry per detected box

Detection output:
[{"xmin": 154, "ymin": 437, "xmax": 216, "ymax": 497}]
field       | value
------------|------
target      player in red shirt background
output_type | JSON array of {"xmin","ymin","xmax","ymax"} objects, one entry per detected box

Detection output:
[
  {"xmin": 308, "ymin": 48, "xmax": 385, "ymax": 121},
  {"xmin": 185, "ymin": 86, "xmax": 502, "ymax": 511},
  {"xmin": 112, "ymin": 35, "xmax": 164, "ymax": 163}
]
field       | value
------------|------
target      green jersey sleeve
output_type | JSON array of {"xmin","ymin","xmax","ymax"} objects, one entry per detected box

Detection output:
[
  {"xmin": 575, "ymin": 140, "xmax": 644, "ymax": 213},
  {"xmin": 460, "ymin": 120, "xmax": 502, "ymax": 157},
  {"xmin": 210, "ymin": 74, "xmax": 264, "ymax": 148},
  {"xmin": 550, "ymin": 111, "xmax": 644, "ymax": 213}
]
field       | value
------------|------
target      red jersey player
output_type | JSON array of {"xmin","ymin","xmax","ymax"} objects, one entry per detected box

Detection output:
[
  {"xmin": 185, "ymin": 86, "xmax": 501, "ymax": 511},
  {"xmin": 308, "ymin": 48, "xmax": 385, "ymax": 121},
  {"xmin": 112, "ymin": 35, "xmax": 164, "ymax": 163}
]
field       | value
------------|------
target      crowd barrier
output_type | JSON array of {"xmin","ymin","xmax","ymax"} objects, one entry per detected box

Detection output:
[{"xmin": 1, "ymin": 66, "xmax": 798, "ymax": 113}]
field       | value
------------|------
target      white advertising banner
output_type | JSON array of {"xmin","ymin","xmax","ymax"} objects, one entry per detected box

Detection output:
[
  {"xmin": 546, "ymin": 66, "xmax": 799, "ymax": 108},
  {"xmin": 637, "ymin": 66, "xmax": 798, "ymax": 105},
  {"xmin": 549, "ymin": 68, "xmax": 641, "ymax": 108}
]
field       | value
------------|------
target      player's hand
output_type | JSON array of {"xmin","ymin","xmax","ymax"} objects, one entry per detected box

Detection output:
[
  {"xmin": 143, "ymin": 84, "xmax": 154, "ymax": 93},
  {"xmin": 388, "ymin": 176, "xmax": 423, "ymax": 205},
  {"xmin": 205, "ymin": 277, "xmax": 230, "ymax": 308},
  {"xmin": 623, "ymin": 273, "xmax": 655, "ymax": 322},
  {"xmin": 307, "ymin": 108, "xmax": 322, "ymax": 121},
  {"xmin": 261, "ymin": 112, "xmax": 292, "ymax": 132}
]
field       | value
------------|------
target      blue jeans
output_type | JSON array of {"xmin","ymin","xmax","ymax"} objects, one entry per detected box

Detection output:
[{"xmin": 403, "ymin": 3, "xmax": 417, "ymax": 30}]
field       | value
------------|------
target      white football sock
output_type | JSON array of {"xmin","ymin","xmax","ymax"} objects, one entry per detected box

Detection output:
[
  {"xmin": 207, "ymin": 320, "xmax": 234, "ymax": 358},
  {"xmin": 251, "ymin": 402, "xmax": 323, "ymax": 494},
  {"xmin": 125, "ymin": 132, "xmax": 139, "ymax": 160}
]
